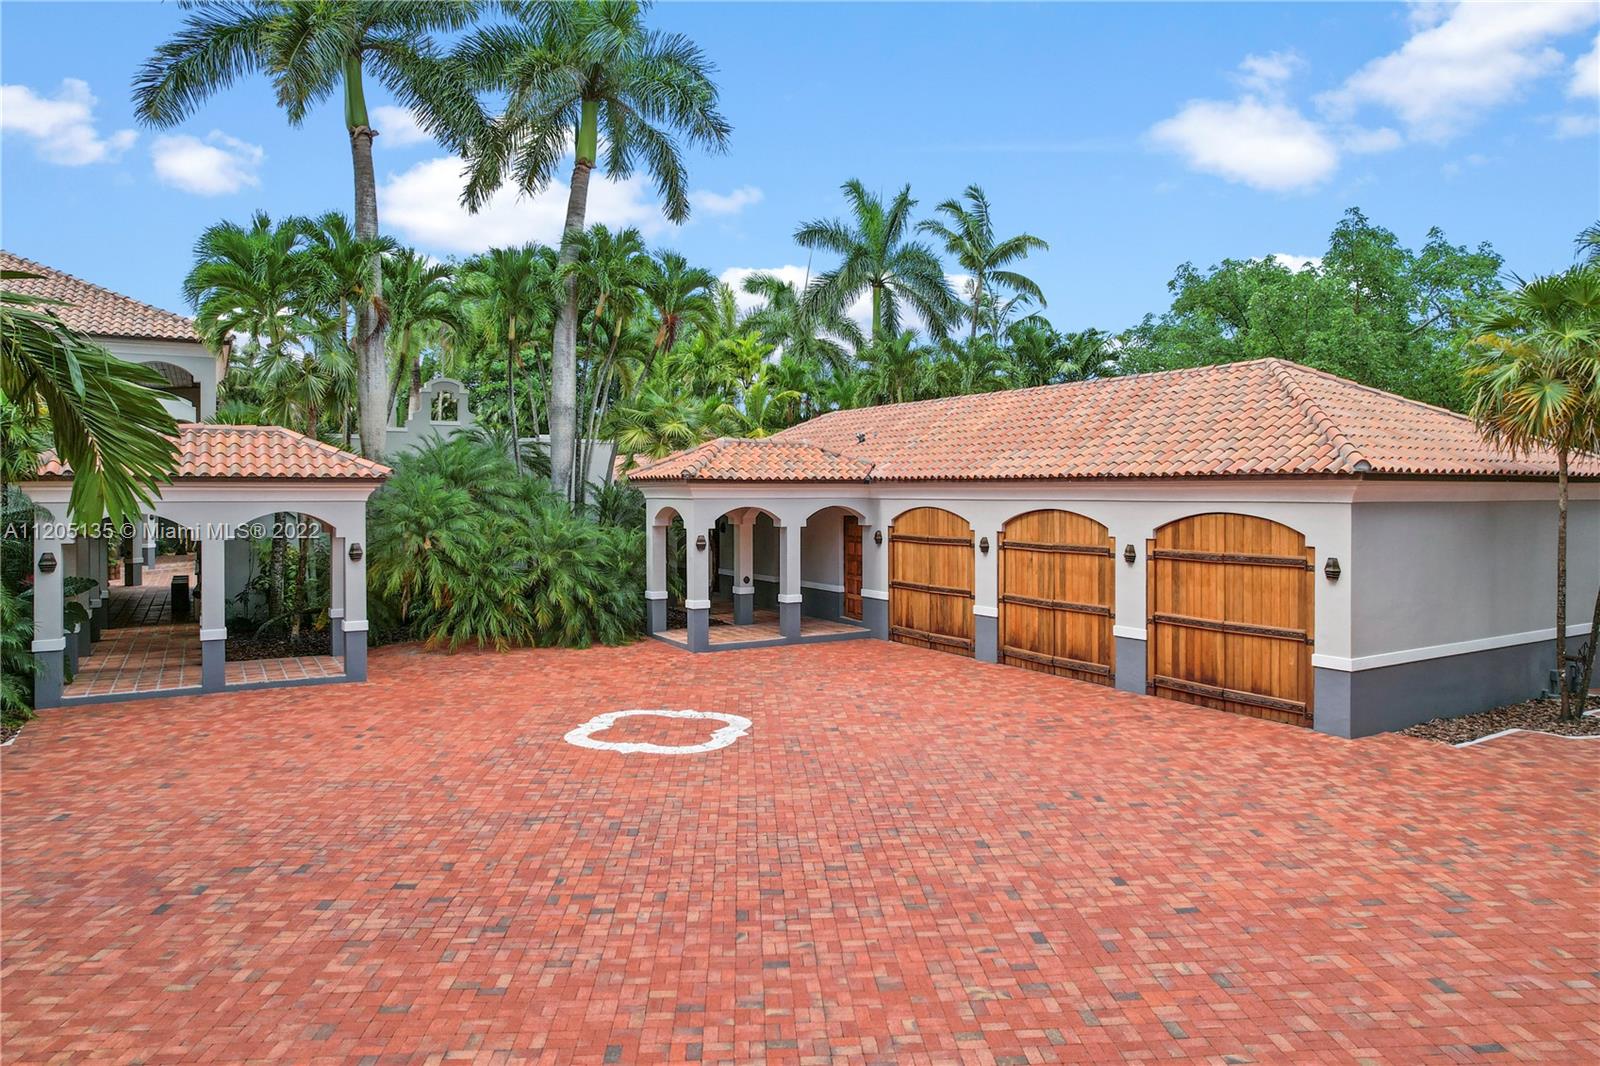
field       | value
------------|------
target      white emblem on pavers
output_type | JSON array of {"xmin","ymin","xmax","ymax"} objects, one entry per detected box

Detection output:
[{"xmin": 563, "ymin": 710, "xmax": 753, "ymax": 754}]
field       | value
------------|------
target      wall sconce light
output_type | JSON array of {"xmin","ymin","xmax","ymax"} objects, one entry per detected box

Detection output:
[
  {"xmin": 38, "ymin": 551, "xmax": 57, "ymax": 574},
  {"xmin": 742, "ymin": 575, "xmax": 751, "ymax": 584},
  {"xmin": 349, "ymin": 542, "xmax": 364, "ymax": 562},
  {"xmin": 1123, "ymin": 544, "xmax": 1137, "ymax": 565},
  {"xmin": 873, "ymin": 530, "xmax": 884, "ymax": 546},
  {"xmin": 979, "ymin": 536, "xmax": 990, "ymax": 554},
  {"xmin": 695, "ymin": 534, "xmax": 707, "ymax": 551},
  {"xmin": 1323, "ymin": 557, "xmax": 1341, "ymax": 582}
]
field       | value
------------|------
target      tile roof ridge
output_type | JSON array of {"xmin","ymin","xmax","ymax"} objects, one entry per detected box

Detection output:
[
  {"xmin": 1, "ymin": 249, "xmax": 198, "ymax": 334},
  {"xmin": 1272, "ymin": 357, "xmax": 1473, "ymax": 422},
  {"xmin": 1266, "ymin": 359, "xmax": 1373, "ymax": 473}
]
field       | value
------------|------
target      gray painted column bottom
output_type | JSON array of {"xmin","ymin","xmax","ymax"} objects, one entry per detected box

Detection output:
[
  {"xmin": 73, "ymin": 624, "xmax": 90, "ymax": 664},
  {"xmin": 687, "ymin": 607, "xmax": 710, "ymax": 651},
  {"xmin": 974, "ymin": 614, "xmax": 998, "ymax": 663},
  {"xmin": 863, "ymin": 598, "xmax": 889, "ymax": 640},
  {"xmin": 647, "ymin": 597, "xmax": 667, "ymax": 634},
  {"xmin": 143, "ymin": 546, "xmax": 157, "ymax": 567},
  {"xmin": 90, "ymin": 605, "xmax": 104, "ymax": 642},
  {"xmin": 343, "ymin": 630, "xmax": 368, "ymax": 681},
  {"xmin": 126, "ymin": 561, "xmax": 142, "ymax": 587},
  {"xmin": 33, "ymin": 649, "xmax": 63, "ymax": 709},
  {"xmin": 778, "ymin": 600, "xmax": 801, "ymax": 640},
  {"xmin": 200, "ymin": 637, "xmax": 226, "ymax": 691},
  {"xmin": 1114, "ymin": 636, "xmax": 1147, "ymax": 695},
  {"xmin": 331, "ymin": 623, "xmax": 346, "ymax": 658},
  {"xmin": 732, "ymin": 590, "xmax": 754, "ymax": 625}
]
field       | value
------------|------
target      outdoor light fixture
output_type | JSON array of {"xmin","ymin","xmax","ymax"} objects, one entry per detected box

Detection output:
[
  {"xmin": 979, "ymin": 536, "xmax": 990, "ymax": 554},
  {"xmin": 874, "ymin": 530, "xmax": 884, "ymax": 546},
  {"xmin": 349, "ymin": 542, "xmax": 364, "ymax": 562},
  {"xmin": 695, "ymin": 534, "xmax": 707, "ymax": 551},
  {"xmin": 1123, "ymin": 544, "xmax": 1137, "ymax": 565},
  {"xmin": 1323, "ymin": 557, "xmax": 1341, "ymax": 582},
  {"xmin": 38, "ymin": 552, "xmax": 57, "ymax": 574}
]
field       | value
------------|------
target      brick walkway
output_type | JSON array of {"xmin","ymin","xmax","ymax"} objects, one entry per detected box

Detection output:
[{"xmin": 3, "ymin": 640, "xmax": 1595, "ymax": 1064}]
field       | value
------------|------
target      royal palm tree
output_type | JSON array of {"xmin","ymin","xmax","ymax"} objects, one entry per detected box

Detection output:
[
  {"xmin": 1467, "ymin": 265, "xmax": 1600, "ymax": 720},
  {"xmin": 566, "ymin": 225, "xmax": 650, "ymax": 498},
  {"xmin": 135, "ymin": 1, "xmax": 485, "ymax": 459},
  {"xmin": 457, "ymin": 0, "xmax": 731, "ymax": 499},
  {"xmin": 741, "ymin": 271, "xmax": 862, "ymax": 374},
  {"xmin": 796, "ymin": 180, "xmax": 958, "ymax": 343},
  {"xmin": 918, "ymin": 184, "xmax": 1048, "ymax": 341},
  {"xmin": 460, "ymin": 245, "xmax": 555, "ymax": 475}
]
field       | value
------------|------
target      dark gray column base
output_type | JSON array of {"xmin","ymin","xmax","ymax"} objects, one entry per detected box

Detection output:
[
  {"xmin": 732, "ymin": 591, "xmax": 754, "ymax": 625},
  {"xmin": 779, "ymin": 600, "xmax": 801, "ymax": 640},
  {"xmin": 647, "ymin": 597, "xmax": 667, "ymax": 634},
  {"xmin": 331, "ymin": 621, "xmax": 346, "ymax": 658},
  {"xmin": 201, "ymin": 637, "xmax": 226, "ymax": 691},
  {"xmin": 90, "ymin": 603, "xmax": 104, "ymax": 641},
  {"xmin": 33, "ymin": 649, "xmax": 64, "ymax": 708},
  {"xmin": 801, "ymin": 586, "xmax": 844, "ymax": 621},
  {"xmin": 143, "ymin": 545, "xmax": 157, "ymax": 567},
  {"xmin": 1115, "ymin": 635, "xmax": 1147, "ymax": 694},
  {"xmin": 687, "ymin": 607, "xmax": 710, "ymax": 651},
  {"xmin": 975, "ymin": 614, "xmax": 998, "ymax": 663},
  {"xmin": 343, "ymin": 630, "xmax": 367, "ymax": 681},
  {"xmin": 73, "ymin": 623, "xmax": 91, "ymax": 662},
  {"xmin": 126, "ymin": 561, "xmax": 142, "ymax": 587},
  {"xmin": 863, "ymin": 597, "xmax": 889, "ymax": 639}
]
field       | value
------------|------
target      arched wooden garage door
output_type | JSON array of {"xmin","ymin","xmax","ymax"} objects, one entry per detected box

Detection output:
[
  {"xmin": 999, "ymin": 510, "xmax": 1115, "ymax": 684},
  {"xmin": 1147, "ymin": 513, "xmax": 1315, "ymax": 727},
  {"xmin": 890, "ymin": 507, "xmax": 974, "ymax": 657}
]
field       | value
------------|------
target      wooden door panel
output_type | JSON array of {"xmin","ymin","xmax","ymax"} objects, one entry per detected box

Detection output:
[
  {"xmin": 842, "ymin": 516, "xmax": 863, "ymax": 620},
  {"xmin": 999, "ymin": 510, "xmax": 1114, "ymax": 684},
  {"xmin": 890, "ymin": 508, "xmax": 974, "ymax": 656}
]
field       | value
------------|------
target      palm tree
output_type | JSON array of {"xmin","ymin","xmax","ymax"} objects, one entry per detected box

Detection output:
[
  {"xmin": 1, "ymin": 273, "xmax": 177, "ymax": 523},
  {"xmin": 1467, "ymin": 265, "xmax": 1600, "ymax": 720},
  {"xmin": 383, "ymin": 249, "xmax": 458, "ymax": 422},
  {"xmin": 299, "ymin": 210, "xmax": 394, "ymax": 440},
  {"xmin": 862, "ymin": 330, "xmax": 934, "ymax": 405},
  {"xmin": 796, "ymin": 180, "xmax": 958, "ymax": 342},
  {"xmin": 459, "ymin": 245, "xmax": 554, "ymax": 475},
  {"xmin": 135, "ymin": 1, "xmax": 485, "ymax": 459},
  {"xmin": 741, "ymin": 271, "xmax": 862, "ymax": 374},
  {"xmin": 640, "ymin": 251, "xmax": 716, "ymax": 372},
  {"xmin": 1003, "ymin": 319, "xmax": 1115, "ymax": 388},
  {"xmin": 1578, "ymin": 221, "xmax": 1600, "ymax": 265},
  {"xmin": 457, "ymin": 0, "xmax": 732, "ymax": 500},
  {"xmin": 918, "ymin": 184, "xmax": 1049, "ymax": 341}
]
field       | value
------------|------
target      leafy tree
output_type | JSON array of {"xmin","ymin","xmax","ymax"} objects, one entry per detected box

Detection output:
[
  {"xmin": 458, "ymin": 0, "xmax": 731, "ymax": 499},
  {"xmin": 797, "ymin": 180, "xmax": 958, "ymax": 342},
  {"xmin": 135, "ymin": 0, "xmax": 485, "ymax": 459},
  {"xmin": 918, "ymin": 184, "xmax": 1048, "ymax": 340}
]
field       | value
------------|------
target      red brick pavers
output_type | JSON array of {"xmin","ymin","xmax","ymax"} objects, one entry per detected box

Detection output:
[{"xmin": 3, "ymin": 640, "xmax": 1596, "ymax": 1064}]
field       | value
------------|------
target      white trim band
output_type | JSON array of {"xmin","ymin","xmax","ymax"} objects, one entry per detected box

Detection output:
[
  {"xmin": 1312, "ymin": 623, "xmax": 1593, "ymax": 672},
  {"xmin": 973, "ymin": 605, "xmax": 998, "ymax": 618},
  {"xmin": 862, "ymin": 588, "xmax": 888, "ymax": 600},
  {"xmin": 777, "ymin": 593, "xmax": 803, "ymax": 604},
  {"xmin": 328, "ymin": 608, "xmax": 345, "ymax": 618},
  {"xmin": 199, "ymin": 627, "xmax": 228, "ymax": 642},
  {"xmin": 341, "ymin": 619, "xmax": 369, "ymax": 633},
  {"xmin": 1113, "ymin": 625, "xmax": 1146, "ymax": 640},
  {"xmin": 731, "ymin": 586, "xmax": 755, "ymax": 595},
  {"xmin": 644, "ymin": 590, "xmax": 668, "ymax": 601},
  {"xmin": 802, "ymin": 581, "xmax": 845, "ymax": 593},
  {"xmin": 31, "ymin": 638, "xmax": 66, "ymax": 653},
  {"xmin": 685, "ymin": 599, "xmax": 712, "ymax": 610}
]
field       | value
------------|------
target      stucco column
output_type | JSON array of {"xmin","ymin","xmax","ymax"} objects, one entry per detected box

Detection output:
[
  {"xmin": 342, "ymin": 532, "xmax": 368, "ymax": 681},
  {"xmin": 731, "ymin": 516, "xmax": 756, "ymax": 625},
  {"xmin": 860, "ymin": 522, "xmax": 889, "ymax": 640},
  {"xmin": 973, "ymin": 527, "xmax": 1000, "ymax": 663},
  {"xmin": 778, "ymin": 522, "xmax": 803, "ymax": 640},
  {"xmin": 91, "ymin": 534, "xmax": 109, "ymax": 637},
  {"xmin": 125, "ymin": 524, "xmax": 142, "ymax": 586},
  {"xmin": 645, "ymin": 519, "xmax": 669, "ymax": 634},
  {"xmin": 31, "ymin": 530, "xmax": 66, "ymax": 708},
  {"xmin": 685, "ymin": 517, "xmax": 711, "ymax": 652},
  {"xmin": 329, "ymin": 534, "xmax": 347, "ymax": 658},
  {"xmin": 69, "ymin": 536, "xmax": 91, "ymax": 662},
  {"xmin": 141, "ymin": 516, "xmax": 157, "ymax": 568},
  {"xmin": 198, "ymin": 532, "xmax": 226, "ymax": 691}
]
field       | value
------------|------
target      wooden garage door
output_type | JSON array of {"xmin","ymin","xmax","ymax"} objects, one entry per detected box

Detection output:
[
  {"xmin": 890, "ymin": 508, "xmax": 974, "ymax": 657},
  {"xmin": 1147, "ymin": 513, "xmax": 1315, "ymax": 727},
  {"xmin": 999, "ymin": 510, "xmax": 1115, "ymax": 685}
]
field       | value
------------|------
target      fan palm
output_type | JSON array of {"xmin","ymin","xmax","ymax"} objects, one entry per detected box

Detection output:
[
  {"xmin": 918, "ymin": 184, "xmax": 1048, "ymax": 341},
  {"xmin": 1466, "ymin": 265, "xmax": 1600, "ymax": 719},
  {"xmin": 456, "ymin": 0, "xmax": 731, "ymax": 499},
  {"xmin": 135, "ymin": 0, "xmax": 486, "ymax": 459},
  {"xmin": 796, "ymin": 180, "xmax": 958, "ymax": 342}
]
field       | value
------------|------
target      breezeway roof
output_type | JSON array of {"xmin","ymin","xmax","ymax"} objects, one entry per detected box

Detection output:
[
  {"xmin": 2, "ymin": 250, "xmax": 201, "ymax": 343},
  {"xmin": 629, "ymin": 359, "xmax": 1600, "ymax": 483},
  {"xmin": 33, "ymin": 424, "xmax": 391, "ymax": 482}
]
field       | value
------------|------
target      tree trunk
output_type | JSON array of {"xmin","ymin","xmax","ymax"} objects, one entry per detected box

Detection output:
[
  {"xmin": 269, "ymin": 515, "xmax": 287, "ymax": 627},
  {"xmin": 507, "ymin": 317, "xmax": 522, "ymax": 476},
  {"xmin": 1557, "ymin": 447, "xmax": 1571, "ymax": 720},
  {"xmin": 870, "ymin": 283, "xmax": 881, "ymax": 343},
  {"xmin": 290, "ymin": 518, "xmax": 308, "ymax": 639},
  {"xmin": 1577, "ymin": 581, "xmax": 1600, "ymax": 704},
  {"xmin": 346, "ymin": 55, "xmax": 387, "ymax": 460},
  {"xmin": 549, "ymin": 102, "xmax": 598, "ymax": 502}
]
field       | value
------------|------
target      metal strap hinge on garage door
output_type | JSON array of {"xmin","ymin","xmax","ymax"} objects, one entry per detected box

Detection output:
[
  {"xmin": 1000, "ymin": 540, "xmax": 1112, "ymax": 556},
  {"xmin": 1001, "ymin": 645, "xmax": 1112, "ymax": 677},
  {"xmin": 1150, "ymin": 612, "xmax": 1311, "ymax": 644},
  {"xmin": 890, "ymin": 580, "xmax": 975, "ymax": 599},
  {"xmin": 891, "ymin": 625, "xmax": 974, "ymax": 649},
  {"xmin": 1150, "ymin": 675, "xmax": 1308, "ymax": 717},
  {"xmin": 891, "ymin": 533, "xmax": 975, "ymax": 547},
  {"xmin": 1000, "ymin": 593, "xmax": 1112, "ymax": 616},
  {"xmin": 1148, "ymin": 548, "xmax": 1311, "ymax": 569}
]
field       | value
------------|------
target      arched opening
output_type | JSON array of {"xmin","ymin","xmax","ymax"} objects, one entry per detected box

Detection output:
[
  {"xmin": 889, "ymin": 507, "xmax": 975, "ymax": 657},
  {"xmin": 143, "ymin": 360, "xmax": 202, "ymax": 421},
  {"xmin": 798, "ymin": 505, "xmax": 868, "ymax": 624},
  {"xmin": 999, "ymin": 509, "xmax": 1115, "ymax": 684},
  {"xmin": 1147, "ymin": 512, "xmax": 1315, "ymax": 727},
  {"xmin": 224, "ymin": 512, "xmax": 338, "ymax": 661}
]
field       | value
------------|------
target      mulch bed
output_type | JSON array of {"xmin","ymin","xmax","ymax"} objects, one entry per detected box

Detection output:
[
  {"xmin": 226, "ymin": 632, "xmax": 333, "ymax": 660},
  {"xmin": 1402, "ymin": 692, "xmax": 1600, "ymax": 744}
]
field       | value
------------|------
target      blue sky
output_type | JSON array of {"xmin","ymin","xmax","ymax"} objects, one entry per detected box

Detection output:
[{"xmin": 3, "ymin": 1, "xmax": 1597, "ymax": 334}]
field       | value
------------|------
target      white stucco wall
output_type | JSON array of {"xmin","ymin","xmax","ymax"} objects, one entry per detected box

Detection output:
[{"xmin": 102, "ymin": 337, "xmax": 220, "ymax": 421}]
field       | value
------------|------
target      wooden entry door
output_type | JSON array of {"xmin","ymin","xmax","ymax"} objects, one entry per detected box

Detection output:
[
  {"xmin": 1147, "ymin": 513, "xmax": 1315, "ymax": 727},
  {"xmin": 889, "ymin": 507, "xmax": 974, "ymax": 656},
  {"xmin": 842, "ymin": 515, "xmax": 863, "ymax": 620},
  {"xmin": 999, "ymin": 510, "xmax": 1115, "ymax": 685}
]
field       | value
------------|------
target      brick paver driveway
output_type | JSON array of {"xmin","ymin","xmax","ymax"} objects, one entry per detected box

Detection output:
[{"xmin": 4, "ymin": 640, "xmax": 1596, "ymax": 1064}]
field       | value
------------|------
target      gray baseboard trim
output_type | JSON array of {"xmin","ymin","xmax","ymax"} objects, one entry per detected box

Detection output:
[
  {"xmin": 651, "ymin": 626, "xmax": 871, "ymax": 653},
  {"xmin": 1114, "ymin": 636, "xmax": 1147, "ymax": 694},
  {"xmin": 801, "ymin": 585, "xmax": 843, "ymax": 622},
  {"xmin": 201, "ymin": 638, "xmax": 226, "ymax": 691},
  {"xmin": 343, "ymin": 631, "xmax": 368, "ymax": 682},
  {"xmin": 57, "ymin": 671, "xmax": 356, "ymax": 708},
  {"xmin": 862, "ymin": 597, "xmax": 889, "ymax": 640},
  {"xmin": 33, "ymin": 649, "xmax": 64, "ymax": 709},
  {"xmin": 975, "ymin": 615, "xmax": 998, "ymax": 663},
  {"xmin": 687, "ymin": 606, "xmax": 710, "ymax": 651},
  {"xmin": 647, "ymin": 597, "xmax": 667, "ymax": 634}
]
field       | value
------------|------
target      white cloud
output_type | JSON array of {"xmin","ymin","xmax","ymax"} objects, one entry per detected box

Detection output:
[
  {"xmin": 1235, "ymin": 51, "xmax": 1303, "ymax": 93},
  {"xmin": 1150, "ymin": 95, "xmax": 1339, "ymax": 192},
  {"xmin": 150, "ymin": 131, "xmax": 264, "ymax": 195},
  {"xmin": 380, "ymin": 155, "xmax": 664, "ymax": 254},
  {"xmin": 1340, "ymin": 126, "xmax": 1403, "ymax": 154},
  {"xmin": 0, "ymin": 78, "xmax": 135, "ymax": 165},
  {"xmin": 692, "ymin": 185, "xmax": 763, "ymax": 216},
  {"xmin": 719, "ymin": 264, "xmax": 811, "ymax": 315},
  {"xmin": 371, "ymin": 105, "xmax": 433, "ymax": 147},
  {"xmin": 1553, "ymin": 113, "xmax": 1600, "ymax": 139},
  {"xmin": 1572, "ymin": 34, "xmax": 1600, "ymax": 96},
  {"xmin": 1265, "ymin": 253, "xmax": 1322, "ymax": 273},
  {"xmin": 1319, "ymin": 2, "xmax": 1599, "ymax": 142}
]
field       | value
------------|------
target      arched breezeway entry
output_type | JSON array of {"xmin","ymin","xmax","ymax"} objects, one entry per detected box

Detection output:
[
  {"xmin": 889, "ymin": 507, "xmax": 974, "ymax": 657},
  {"xmin": 998, "ymin": 509, "xmax": 1115, "ymax": 684},
  {"xmin": 1146, "ymin": 513, "xmax": 1315, "ymax": 727}
]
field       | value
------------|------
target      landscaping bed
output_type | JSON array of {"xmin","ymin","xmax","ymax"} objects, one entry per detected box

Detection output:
[
  {"xmin": 226, "ymin": 631, "xmax": 333, "ymax": 660},
  {"xmin": 1401, "ymin": 693, "xmax": 1600, "ymax": 744}
]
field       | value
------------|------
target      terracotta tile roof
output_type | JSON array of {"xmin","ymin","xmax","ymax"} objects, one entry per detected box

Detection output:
[
  {"xmin": 1, "ymin": 250, "xmax": 201, "ymax": 342},
  {"xmin": 34, "ymin": 424, "xmax": 391, "ymax": 482},
  {"xmin": 629, "ymin": 437, "xmax": 875, "ymax": 482},
  {"xmin": 638, "ymin": 360, "xmax": 1600, "ymax": 483}
]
